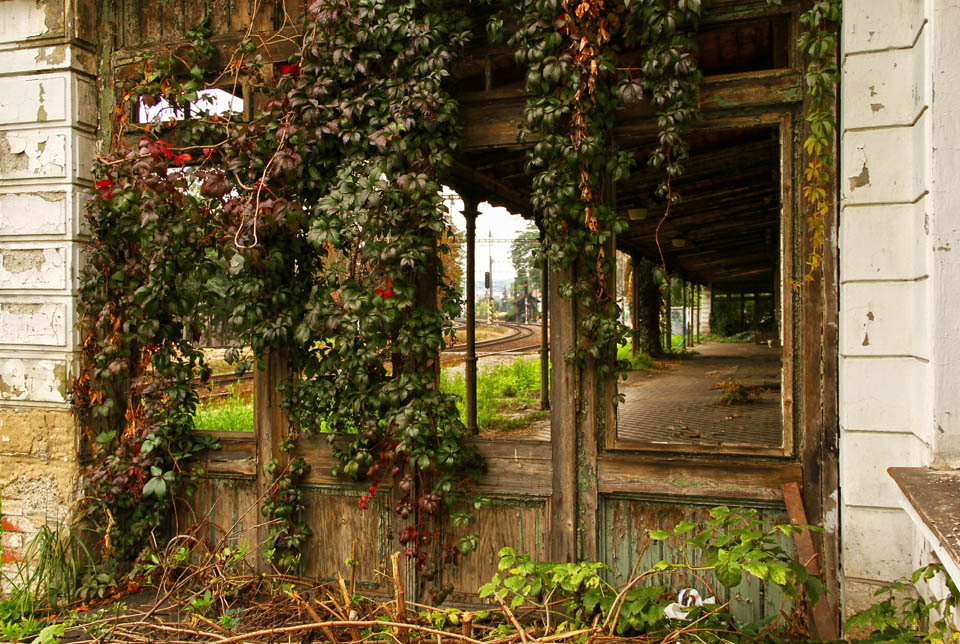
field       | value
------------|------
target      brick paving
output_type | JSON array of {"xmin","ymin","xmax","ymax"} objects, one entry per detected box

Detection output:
[{"xmin": 616, "ymin": 342, "xmax": 783, "ymax": 447}]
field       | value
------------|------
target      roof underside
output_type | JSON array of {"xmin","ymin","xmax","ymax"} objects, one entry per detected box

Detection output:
[{"xmin": 447, "ymin": 5, "xmax": 795, "ymax": 291}]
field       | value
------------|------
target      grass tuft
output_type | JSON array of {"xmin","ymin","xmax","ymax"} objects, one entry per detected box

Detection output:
[{"xmin": 194, "ymin": 386, "xmax": 254, "ymax": 432}]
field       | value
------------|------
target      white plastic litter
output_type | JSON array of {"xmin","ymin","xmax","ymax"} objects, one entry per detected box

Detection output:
[{"xmin": 663, "ymin": 588, "xmax": 717, "ymax": 620}]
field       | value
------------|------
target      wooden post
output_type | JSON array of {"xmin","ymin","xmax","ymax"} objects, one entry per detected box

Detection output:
[
  {"xmin": 549, "ymin": 259, "xmax": 577, "ymax": 562},
  {"xmin": 549, "ymin": 177, "xmax": 613, "ymax": 563},
  {"xmin": 664, "ymin": 277, "xmax": 672, "ymax": 352},
  {"xmin": 464, "ymin": 198, "xmax": 478, "ymax": 434},
  {"xmin": 540, "ymin": 245, "xmax": 550, "ymax": 411},
  {"xmin": 255, "ymin": 350, "xmax": 289, "ymax": 573}
]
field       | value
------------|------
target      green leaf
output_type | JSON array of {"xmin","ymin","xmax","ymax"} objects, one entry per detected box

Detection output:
[
  {"xmin": 674, "ymin": 520, "xmax": 696, "ymax": 535},
  {"xmin": 768, "ymin": 562, "xmax": 789, "ymax": 586},
  {"xmin": 32, "ymin": 623, "xmax": 65, "ymax": 644},
  {"xmin": 715, "ymin": 553, "xmax": 742, "ymax": 588},
  {"xmin": 143, "ymin": 476, "xmax": 167, "ymax": 498},
  {"xmin": 648, "ymin": 529, "xmax": 672, "ymax": 541},
  {"xmin": 742, "ymin": 560, "xmax": 768, "ymax": 580}
]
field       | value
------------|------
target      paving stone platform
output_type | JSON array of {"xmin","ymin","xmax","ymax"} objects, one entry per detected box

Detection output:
[{"xmin": 616, "ymin": 342, "xmax": 783, "ymax": 447}]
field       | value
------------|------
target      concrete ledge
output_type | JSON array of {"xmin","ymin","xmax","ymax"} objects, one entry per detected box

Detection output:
[{"xmin": 889, "ymin": 467, "xmax": 960, "ymax": 586}]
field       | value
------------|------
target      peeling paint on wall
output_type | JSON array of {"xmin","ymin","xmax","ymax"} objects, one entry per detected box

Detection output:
[
  {"xmin": 0, "ymin": 193, "xmax": 66, "ymax": 235},
  {"xmin": 0, "ymin": 76, "xmax": 66, "ymax": 126},
  {"xmin": 0, "ymin": 303, "xmax": 67, "ymax": 346},
  {"xmin": 0, "ymin": 358, "xmax": 68, "ymax": 403},
  {"xmin": 849, "ymin": 163, "xmax": 871, "ymax": 191},
  {"xmin": 0, "ymin": 131, "xmax": 66, "ymax": 179},
  {"xmin": 34, "ymin": 44, "xmax": 66, "ymax": 66},
  {"xmin": 0, "ymin": 0, "xmax": 53, "ymax": 45},
  {"xmin": 0, "ymin": 247, "xmax": 67, "ymax": 290}
]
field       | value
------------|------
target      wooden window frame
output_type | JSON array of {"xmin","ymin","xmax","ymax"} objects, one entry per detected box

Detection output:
[{"xmin": 606, "ymin": 111, "xmax": 798, "ymax": 459}]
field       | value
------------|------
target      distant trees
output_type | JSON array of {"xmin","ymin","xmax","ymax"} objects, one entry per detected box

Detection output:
[{"xmin": 510, "ymin": 223, "xmax": 541, "ymax": 297}]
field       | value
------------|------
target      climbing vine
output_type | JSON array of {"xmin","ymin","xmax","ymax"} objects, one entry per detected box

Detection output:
[
  {"xmin": 507, "ymin": 0, "xmax": 704, "ymax": 374},
  {"xmin": 75, "ymin": 0, "xmax": 840, "ymax": 586},
  {"xmin": 77, "ymin": 2, "xmax": 485, "ymax": 591},
  {"xmin": 797, "ymin": 0, "xmax": 841, "ymax": 283}
]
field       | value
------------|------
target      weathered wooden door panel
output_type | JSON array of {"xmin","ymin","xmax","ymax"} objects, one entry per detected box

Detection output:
[
  {"xmin": 599, "ymin": 497, "xmax": 790, "ymax": 624},
  {"xmin": 300, "ymin": 484, "xmax": 394, "ymax": 593},
  {"xmin": 179, "ymin": 473, "xmax": 259, "ymax": 555},
  {"xmin": 442, "ymin": 496, "xmax": 550, "ymax": 605}
]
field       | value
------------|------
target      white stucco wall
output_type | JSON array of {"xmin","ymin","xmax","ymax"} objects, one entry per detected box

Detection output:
[
  {"xmin": 0, "ymin": 0, "xmax": 96, "ymax": 581},
  {"xmin": 839, "ymin": 0, "xmax": 960, "ymax": 617}
]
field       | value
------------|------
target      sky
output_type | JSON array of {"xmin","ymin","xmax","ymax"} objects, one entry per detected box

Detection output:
[{"xmin": 442, "ymin": 187, "xmax": 533, "ymax": 289}]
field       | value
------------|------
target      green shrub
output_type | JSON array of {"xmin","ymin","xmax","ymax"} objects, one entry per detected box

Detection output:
[{"xmin": 617, "ymin": 342, "xmax": 654, "ymax": 371}]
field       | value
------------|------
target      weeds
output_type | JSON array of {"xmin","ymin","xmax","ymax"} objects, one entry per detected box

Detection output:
[
  {"xmin": 442, "ymin": 357, "xmax": 547, "ymax": 431},
  {"xmin": 1, "ymin": 507, "xmax": 955, "ymax": 644},
  {"xmin": 713, "ymin": 377, "xmax": 756, "ymax": 405},
  {"xmin": 0, "ymin": 523, "xmax": 105, "ymax": 640},
  {"xmin": 1, "ymin": 525, "xmax": 96, "ymax": 615},
  {"xmin": 704, "ymin": 331, "xmax": 756, "ymax": 343}
]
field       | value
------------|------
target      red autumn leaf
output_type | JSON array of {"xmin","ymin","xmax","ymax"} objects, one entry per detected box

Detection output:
[{"xmin": 276, "ymin": 63, "xmax": 301, "ymax": 78}]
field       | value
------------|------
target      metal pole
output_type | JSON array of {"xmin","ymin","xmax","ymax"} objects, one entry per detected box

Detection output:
[
  {"xmin": 681, "ymin": 279, "xmax": 688, "ymax": 349},
  {"xmin": 464, "ymin": 198, "xmax": 478, "ymax": 435},
  {"xmin": 696, "ymin": 284, "xmax": 701, "ymax": 344},
  {"xmin": 540, "ymin": 243, "xmax": 550, "ymax": 411},
  {"xmin": 488, "ymin": 232, "xmax": 493, "ymax": 324}
]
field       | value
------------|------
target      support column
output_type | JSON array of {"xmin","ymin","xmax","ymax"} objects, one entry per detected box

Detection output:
[
  {"xmin": 696, "ymin": 285, "xmax": 702, "ymax": 344},
  {"xmin": 256, "ymin": 350, "xmax": 290, "ymax": 572},
  {"xmin": 0, "ymin": 0, "xmax": 98, "ymax": 575},
  {"xmin": 550, "ymin": 179, "xmax": 614, "ymax": 563},
  {"xmin": 463, "ymin": 198, "xmax": 478, "ymax": 434},
  {"xmin": 540, "ymin": 240, "xmax": 550, "ymax": 411},
  {"xmin": 550, "ymin": 260, "xmax": 577, "ymax": 562},
  {"xmin": 681, "ymin": 280, "xmax": 688, "ymax": 348},
  {"xmin": 700, "ymin": 284, "xmax": 713, "ymax": 337},
  {"xmin": 665, "ymin": 277, "xmax": 672, "ymax": 352}
]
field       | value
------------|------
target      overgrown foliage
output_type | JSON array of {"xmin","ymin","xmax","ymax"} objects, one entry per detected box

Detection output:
[
  {"xmin": 6, "ymin": 506, "xmax": 956, "ymax": 644},
  {"xmin": 77, "ymin": 2, "xmax": 485, "ymax": 588},
  {"xmin": 74, "ymin": 0, "xmax": 841, "ymax": 586},
  {"xmin": 442, "ymin": 357, "xmax": 548, "ymax": 431}
]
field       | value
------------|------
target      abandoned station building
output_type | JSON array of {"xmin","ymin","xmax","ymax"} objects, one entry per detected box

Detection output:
[{"xmin": 1, "ymin": 0, "xmax": 959, "ymax": 634}]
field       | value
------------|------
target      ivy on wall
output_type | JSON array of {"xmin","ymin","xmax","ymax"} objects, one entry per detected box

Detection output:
[{"xmin": 75, "ymin": 0, "xmax": 840, "ymax": 585}]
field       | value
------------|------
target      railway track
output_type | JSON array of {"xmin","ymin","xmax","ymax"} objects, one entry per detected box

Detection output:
[
  {"xmin": 445, "ymin": 322, "xmax": 541, "ymax": 354},
  {"xmin": 199, "ymin": 323, "xmax": 544, "ymax": 395}
]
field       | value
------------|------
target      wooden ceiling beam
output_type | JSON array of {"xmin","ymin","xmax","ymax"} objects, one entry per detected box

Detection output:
[{"xmin": 461, "ymin": 69, "xmax": 800, "ymax": 150}]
